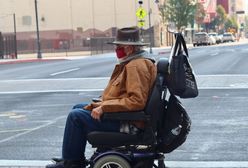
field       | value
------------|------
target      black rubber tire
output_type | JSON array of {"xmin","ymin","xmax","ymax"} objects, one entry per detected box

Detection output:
[{"xmin": 93, "ymin": 155, "xmax": 131, "ymax": 168}]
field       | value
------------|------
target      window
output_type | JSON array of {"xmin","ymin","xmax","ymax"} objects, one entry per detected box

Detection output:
[{"xmin": 22, "ymin": 16, "xmax": 32, "ymax": 26}]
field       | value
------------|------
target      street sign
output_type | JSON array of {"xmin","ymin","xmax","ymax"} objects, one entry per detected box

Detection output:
[
  {"xmin": 236, "ymin": 11, "xmax": 245, "ymax": 14},
  {"xmin": 136, "ymin": 7, "xmax": 147, "ymax": 19},
  {"xmin": 138, "ymin": 20, "xmax": 145, "ymax": 27}
]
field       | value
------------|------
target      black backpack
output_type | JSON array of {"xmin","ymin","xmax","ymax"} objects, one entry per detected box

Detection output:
[{"xmin": 158, "ymin": 94, "xmax": 191, "ymax": 153}]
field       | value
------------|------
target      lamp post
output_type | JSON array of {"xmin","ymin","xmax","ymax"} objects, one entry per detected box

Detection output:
[
  {"xmin": 148, "ymin": 0, "xmax": 153, "ymax": 54},
  {"xmin": 13, "ymin": 13, "xmax": 17, "ymax": 59},
  {"xmin": 35, "ymin": 0, "xmax": 42, "ymax": 59}
]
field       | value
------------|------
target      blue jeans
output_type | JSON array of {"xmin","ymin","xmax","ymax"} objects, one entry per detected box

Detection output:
[{"xmin": 62, "ymin": 104, "xmax": 120, "ymax": 160}]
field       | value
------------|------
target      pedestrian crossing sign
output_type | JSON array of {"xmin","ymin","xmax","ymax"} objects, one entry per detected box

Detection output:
[
  {"xmin": 138, "ymin": 20, "xmax": 145, "ymax": 27},
  {"xmin": 136, "ymin": 7, "xmax": 147, "ymax": 19}
]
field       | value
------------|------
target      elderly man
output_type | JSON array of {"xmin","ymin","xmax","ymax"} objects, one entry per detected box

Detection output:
[{"xmin": 46, "ymin": 27, "xmax": 157, "ymax": 168}]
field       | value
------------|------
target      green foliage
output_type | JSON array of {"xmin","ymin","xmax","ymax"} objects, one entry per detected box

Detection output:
[
  {"xmin": 159, "ymin": 0, "xmax": 196, "ymax": 31},
  {"xmin": 244, "ymin": 15, "xmax": 248, "ymax": 31},
  {"xmin": 216, "ymin": 5, "xmax": 227, "ymax": 26},
  {"xmin": 225, "ymin": 16, "xmax": 238, "ymax": 31},
  {"xmin": 194, "ymin": 2, "xmax": 205, "ymax": 25}
]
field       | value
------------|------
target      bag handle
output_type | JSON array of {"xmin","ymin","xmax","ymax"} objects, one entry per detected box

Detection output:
[
  {"xmin": 172, "ymin": 33, "xmax": 189, "ymax": 57},
  {"xmin": 178, "ymin": 33, "xmax": 189, "ymax": 57}
]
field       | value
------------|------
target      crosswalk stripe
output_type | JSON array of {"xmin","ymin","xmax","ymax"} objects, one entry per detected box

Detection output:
[{"xmin": 0, "ymin": 160, "xmax": 248, "ymax": 167}]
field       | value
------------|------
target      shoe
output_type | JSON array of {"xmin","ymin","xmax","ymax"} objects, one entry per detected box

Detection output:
[
  {"xmin": 65, "ymin": 160, "xmax": 85, "ymax": 168},
  {"xmin": 46, "ymin": 160, "xmax": 64, "ymax": 168},
  {"xmin": 45, "ymin": 159, "xmax": 85, "ymax": 168}
]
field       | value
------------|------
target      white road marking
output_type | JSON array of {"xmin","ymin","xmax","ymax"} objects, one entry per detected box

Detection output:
[
  {"xmin": 0, "ymin": 115, "xmax": 66, "ymax": 144},
  {"xmin": 0, "ymin": 89, "xmax": 104, "ymax": 94},
  {"xmin": 1, "ymin": 75, "xmax": 248, "ymax": 94},
  {"xmin": 0, "ymin": 128, "xmax": 32, "ymax": 133},
  {"xmin": 50, "ymin": 68, "xmax": 80, "ymax": 76},
  {"xmin": 0, "ymin": 160, "xmax": 248, "ymax": 167},
  {"xmin": 210, "ymin": 52, "xmax": 218, "ymax": 56},
  {"xmin": 165, "ymin": 161, "xmax": 248, "ymax": 167}
]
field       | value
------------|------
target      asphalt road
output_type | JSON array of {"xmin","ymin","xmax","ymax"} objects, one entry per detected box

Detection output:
[{"xmin": 0, "ymin": 43, "xmax": 248, "ymax": 166}]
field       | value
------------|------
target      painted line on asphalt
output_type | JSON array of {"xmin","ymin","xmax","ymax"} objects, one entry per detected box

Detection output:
[
  {"xmin": 210, "ymin": 52, "xmax": 218, "ymax": 56},
  {"xmin": 0, "ymin": 77, "xmax": 109, "ymax": 82},
  {"xmin": 0, "ymin": 115, "xmax": 66, "ymax": 144},
  {"xmin": 165, "ymin": 161, "xmax": 248, "ymax": 167},
  {"xmin": 0, "ymin": 160, "xmax": 51, "ymax": 166},
  {"xmin": 0, "ymin": 89, "xmax": 104, "ymax": 94},
  {"xmin": 0, "ymin": 160, "xmax": 248, "ymax": 167},
  {"xmin": 1, "ymin": 87, "xmax": 248, "ymax": 95},
  {"xmin": 50, "ymin": 68, "xmax": 80, "ymax": 76}
]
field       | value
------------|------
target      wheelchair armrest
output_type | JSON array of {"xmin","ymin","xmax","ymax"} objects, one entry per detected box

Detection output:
[
  {"xmin": 92, "ymin": 97, "xmax": 102, "ymax": 102},
  {"xmin": 102, "ymin": 111, "xmax": 150, "ymax": 121}
]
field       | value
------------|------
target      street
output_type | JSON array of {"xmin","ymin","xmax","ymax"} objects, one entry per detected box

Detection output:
[{"xmin": 0, "ymin": 42, "xmax": 248, "ymax": 167}]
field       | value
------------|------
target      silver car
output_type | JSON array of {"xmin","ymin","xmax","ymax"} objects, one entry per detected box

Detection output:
[
  {"xmin": 222, "ymin": 33, "xmax": 235, "ymax": 42},
  {"xmin": 193, "ymin": 32, "xmax": 211, "ymax": 46}
]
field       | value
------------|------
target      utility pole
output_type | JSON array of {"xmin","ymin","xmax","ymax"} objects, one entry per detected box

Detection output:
[
  {"xmin": 13, "ymin": 13, "xmax": 17, "ymax": 59},
  {"xmin": 35, "ymin": 0, "xmax": 42, "ymax": 59},
  {"xmin": 148, "ymin": 0, "xmax": 153, "ymax": 54}
]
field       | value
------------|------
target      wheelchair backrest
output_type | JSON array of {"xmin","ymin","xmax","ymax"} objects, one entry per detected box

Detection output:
[{"xmin": 144, "ymin": 58, "xmax": 169, "ymax": 132}]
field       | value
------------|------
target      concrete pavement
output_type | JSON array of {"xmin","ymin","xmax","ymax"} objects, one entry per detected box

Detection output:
[{"xmin": 1, "ymin": 40, "xmax": 248, "ymax": 167}]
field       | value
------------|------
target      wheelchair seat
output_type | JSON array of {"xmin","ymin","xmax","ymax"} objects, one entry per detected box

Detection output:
[{"xmin": 87, "ymin": 58, "xmax": 169, "ymax": 168}]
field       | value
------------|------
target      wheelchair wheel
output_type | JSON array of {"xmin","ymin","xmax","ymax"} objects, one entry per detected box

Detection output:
[{"xmin": 93, "ymin": 155, "xmax": 131, "ymax": 168}]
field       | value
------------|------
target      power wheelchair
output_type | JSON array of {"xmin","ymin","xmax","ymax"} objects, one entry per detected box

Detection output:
[{"xmin": 86, "ymin": 58, "xmax": 170, "ymax": 168}]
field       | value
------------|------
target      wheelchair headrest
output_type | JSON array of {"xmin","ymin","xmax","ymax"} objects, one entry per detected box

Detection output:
[{"xmin": 157, "ymin": 58, "xmax": 169, "ymax": 75}]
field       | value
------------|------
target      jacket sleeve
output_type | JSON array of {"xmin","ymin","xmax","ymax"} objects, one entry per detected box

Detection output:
[{"xmin": 101, "ymin": 64, "xmax": 153, "ymax": 112}]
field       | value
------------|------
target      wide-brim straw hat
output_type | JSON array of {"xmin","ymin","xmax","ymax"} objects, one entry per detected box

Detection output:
[{"xmin": 108, "ymin": 27, "xmax": 149, "ymax": 46}]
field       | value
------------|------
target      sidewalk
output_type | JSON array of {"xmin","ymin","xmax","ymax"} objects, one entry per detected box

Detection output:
[
  {"xmin": 1, "ymin": 38, "xmax": 248, "ymax": 65},
  {"xmin": 0, "ymin": 50, "xmax": 92, "ymax": 65},
  {"xmin": 0, "ymin": 47, "xmax": 172, "ymax": 65}
]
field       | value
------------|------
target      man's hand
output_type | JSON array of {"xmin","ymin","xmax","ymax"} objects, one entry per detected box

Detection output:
[{"xmin": 91, "ymin": 106, "xmax": 103, "ymax": 120}]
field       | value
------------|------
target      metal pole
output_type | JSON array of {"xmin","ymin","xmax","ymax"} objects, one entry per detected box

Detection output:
[
  {"xmin": 13, "ymin": 13, "xmax": 17, "ymax": 59},
  {"xmin": 148, "ymin": 0, "xmax": 153, "ymax": 54},
  {"xmin": 35, "ymin": 0, "xmax": 42, "ymax": 59},
  {"xmin": 69, "ymin": 0, "xmax": 74, "ymax": 48}
]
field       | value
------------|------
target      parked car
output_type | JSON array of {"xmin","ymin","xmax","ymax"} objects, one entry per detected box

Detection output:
[
  {"xmin": 193, "ymin": 32, "xmax": 211, "ymax": 46},
  {"xmin": 222, "ymin": 33, "xmax": 235, "ymax": 42},
  {"xmin": 208, "ymin": 35, "xmax": 216, "ymax": 45},
  {"xmin": 208, "ymin": 32, "xmax": 221, "ymax": 44},
  {"xmin": 218, "ymin": 34, "xmax": 224, "ymax": 43}
]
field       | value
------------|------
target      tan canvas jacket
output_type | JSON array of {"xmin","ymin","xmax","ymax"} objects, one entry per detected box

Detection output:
[{"xmin": 85, "ymin": 57, "xmax": 157, "ymax": 128}]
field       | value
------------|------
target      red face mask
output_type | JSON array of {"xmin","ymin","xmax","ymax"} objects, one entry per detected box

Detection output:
[{"xmin": 115, "ymin": 46, "xmax": 127, "ymax": 59}]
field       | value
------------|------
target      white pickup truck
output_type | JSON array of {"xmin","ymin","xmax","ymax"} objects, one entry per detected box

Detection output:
[{"xmin": 193, "ymin": 32, "xmax": 211, "ymax": 46}]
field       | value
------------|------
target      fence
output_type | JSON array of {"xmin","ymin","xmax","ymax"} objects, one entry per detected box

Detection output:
[
  {"xmin": 0, "ymin": 32, "xmax": 17, "ymax": 59},
  {"xmin": 90, "ymin": 37, "xmax": 115, "ymax": 55}
]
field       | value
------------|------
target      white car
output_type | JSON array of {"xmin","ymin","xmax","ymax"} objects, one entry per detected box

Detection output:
[
  {"xmin": 208, "ymin": 32, "xmax": 221, "ymax": 44},
  {"xmin": 208, "ymin": 35, "xmax": 216, "ymax": 45},
  {"xmin": 193, "ymin": 32, "xmax": 211, "ymax": 46},
  {"xmin": 222, "ymin": 33, "xmax": 235, "ymax": 42}
]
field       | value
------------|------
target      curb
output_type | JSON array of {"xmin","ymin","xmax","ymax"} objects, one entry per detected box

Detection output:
[{"xmin": 0, "ymin": 58, "xmax": 66, "ymax": 65}]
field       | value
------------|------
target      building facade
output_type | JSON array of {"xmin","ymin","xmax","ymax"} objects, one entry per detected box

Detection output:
[
  {"xmin": 0, "ymin": 0, "xmax": 162, "ymax": 33},
  {"xmin": 0, "ymin": 0, "xmax": 169, "ymax": 53}
]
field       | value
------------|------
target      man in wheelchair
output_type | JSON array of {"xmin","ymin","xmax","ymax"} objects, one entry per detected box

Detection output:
[{"xmin": 46, "ymin": 26, "xmax": 160, "ymax": 168}]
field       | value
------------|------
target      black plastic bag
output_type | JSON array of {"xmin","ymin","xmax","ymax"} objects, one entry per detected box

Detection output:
[{"xmin": 168, "ymin": 33, "xmax": 198, "ymax": 98}]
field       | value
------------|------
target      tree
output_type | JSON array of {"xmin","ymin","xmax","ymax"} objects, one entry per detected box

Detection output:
[
  {"xmin": 215, "ymin": 5, "xmax": 227, "ymax": 33},
  {"xmin": 194, "ymin": 2, "xmax": 205, "ymax": 31},
  {"xmin": 245, "ymin": 15, "xmax": 248, "ymax": 33},
  {"xmin": 225, "ymin": 16, "xmax": 238, "ymax": 32},
  {"xmin": 159, "ymin": 0, "xmax": 196, "ymax": 31}
]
